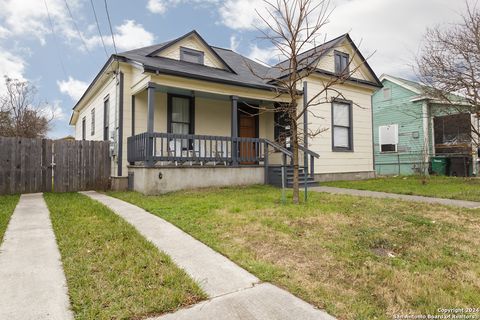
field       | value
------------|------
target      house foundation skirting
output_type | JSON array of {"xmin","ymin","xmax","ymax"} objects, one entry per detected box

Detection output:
[
  {"xmin": 128, "ymin": 165, "xmax": 264, "ymax": 195},
  {"xmin": 314, "ymin": 171, "xmax": 376, "ymax": 182}
]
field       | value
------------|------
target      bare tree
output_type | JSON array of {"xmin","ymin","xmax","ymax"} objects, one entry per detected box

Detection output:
[
  {"xmin": 416, "ymin": 2, "xmax": 480, "ymax": 145},
  {"xmin": 252, "ymin": 0, "xmax": 371, "ymax": 204},
  {"xmin": 0, "ymin": 77, "xmax": 53, "ymax": 138}
]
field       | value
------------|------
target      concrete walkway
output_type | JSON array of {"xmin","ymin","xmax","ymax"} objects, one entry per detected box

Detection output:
[
  {"xmin": 82, "ymin": 191, "xmax": 335, "ymax": 320},
  {"xmin": 0, "ymin": 194, "xmax": 73, "ymax": 320},
  {"xmin": 312, "ymin": 186, "xmax": 480, "ymax": 209}
]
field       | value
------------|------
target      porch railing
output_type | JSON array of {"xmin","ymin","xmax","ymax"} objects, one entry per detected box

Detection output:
[
  {"xmin": 127, "ymin": 132, "xmax": 264, "ymax": 165},
  {"xmin": 127, "ymin": 132, "xmax": 320, "ymax": 185}
]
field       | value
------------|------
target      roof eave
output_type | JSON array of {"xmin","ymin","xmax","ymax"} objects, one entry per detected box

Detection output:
[{"xmin": 142, "ymin": 64, "xmax": 285, "ymax": 93}]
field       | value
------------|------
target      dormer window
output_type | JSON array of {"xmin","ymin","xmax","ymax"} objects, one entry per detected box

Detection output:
[
  {"xmin": 180, "ymin": 47, "xmax": 204, "ymax": 65},
  {"xmin": 334, "ymin": 51, "xmax": 349, "ymax": 75}
]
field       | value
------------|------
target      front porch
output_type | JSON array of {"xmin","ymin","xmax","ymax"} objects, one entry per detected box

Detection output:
[{"xmin": 125, "ymin": 82, "xmax": 319, "ymax": 194}]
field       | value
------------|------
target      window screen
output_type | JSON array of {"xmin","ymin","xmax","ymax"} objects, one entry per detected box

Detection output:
[
  {"xmin": 332, "ymin": 102, "xmax": 352, "ymax": 150},
  {"xmin": 379, "ymin": 124, "xmax": 398, "ymax": 152}
]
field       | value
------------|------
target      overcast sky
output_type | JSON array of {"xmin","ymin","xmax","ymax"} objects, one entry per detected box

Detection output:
[{"xmin": 0, "ymin": 0, "xmax": 474, "ymax": 138}]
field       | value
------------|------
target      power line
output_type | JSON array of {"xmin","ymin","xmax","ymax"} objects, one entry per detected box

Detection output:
[
  {"xmin": 89, "ymin": 0, "xmax": 109, "ymax": 58},
  {"xmin": 103, "ymin": 0, "xmax": 118, "ymax": 55},
  {"xmin": 63, "ymin": 0, "xmax": 90, "ymax": 53},
  {"xmin": 43, "ymin": 0, "xmax": 68, "ymax": 79}
]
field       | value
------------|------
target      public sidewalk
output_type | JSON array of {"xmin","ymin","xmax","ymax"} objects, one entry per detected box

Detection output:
[
  {"xmin": 82, "ymin": 191, "xmax": 335, "ymax": 320},
  {"xmin": 311, "ymin": 186, "xmax": 480, "ymax": 209},
  {"xmin": 0, "ymin": 193, "xmax": 73, "ymax": 320}
]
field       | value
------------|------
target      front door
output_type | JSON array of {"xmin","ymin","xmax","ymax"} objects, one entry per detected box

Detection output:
[{"xmin": 238, "ymin": 106, "xmax": 258, "ymax": 164}]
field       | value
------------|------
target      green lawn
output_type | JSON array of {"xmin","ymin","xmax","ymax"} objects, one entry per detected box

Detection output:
[
  {"xmin": 0, "ymin": 195, "xmax": 19, "ymax": 244},
  {"xmin": 44, "ymin": 193, "xmax": 206, "ymax": 320},
  {"xmin": 109, "ymin": 186, "xmax": 480, "ymax": 320},
  {"xmin": 323, "ymin": 175, "xmax": 480, "ymax": 201}
]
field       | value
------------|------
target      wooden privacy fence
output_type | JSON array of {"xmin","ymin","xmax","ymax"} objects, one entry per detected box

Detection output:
[{"xmin": 0, "ymin": 137, "xmax": 111, "ymax": 194}]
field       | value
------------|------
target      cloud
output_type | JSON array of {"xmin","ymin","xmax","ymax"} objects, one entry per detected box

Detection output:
[
  {"xmin": 43, "ymin": 100, "xmax": 66, "ymax": 120},
  {"xmin": 0, "ymin": 49, "xmax": 27, "ymax": 95},
  {"xmin": 0, "ymin": 0, "xmax": 82, "ymax": 45},
  {"xmin": 247, "ymin": 44, "xmax": 277, "ymax": 65},
  {"xmin": 218, "ymin": 0, "xmax": 265, "ymax": 31},
  {"xmin": 57, "ymin": 77, "xmax": 88, "ymax": 102},
  {"xmin": 113, "ymin": 20, "xmax": 155, "ymax": 51},
  {"xmin": 229, "ymin": 35, "xmax": 239, "ymax": 51},
  {"xmin": 147, "ymin": 0, "xmax": 220, "ymax": 15},
  {"xmin": 86, "ymin": 20, "xmax": 155, "ymax": 51},
  {"xmin": 216, "ymin": 0, "xmax": 475, "ymax": 79},
  {"xmin": 147, "ymin": 0, "xmax": 168, "ymax": 14}
]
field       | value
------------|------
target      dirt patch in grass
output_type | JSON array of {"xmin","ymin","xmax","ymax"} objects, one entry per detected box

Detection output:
[
  {"xmin": 0, "ymin": 195, "xmax": 19, "ymax": 244},
  {"xmin": 109, "ymin": 186, "xmax": 480, "ymax": 320},
  {"xmin": 44, "ymin": 193, "xmax": 206, "ymax": 320}
]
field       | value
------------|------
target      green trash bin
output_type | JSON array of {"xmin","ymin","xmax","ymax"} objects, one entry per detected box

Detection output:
[{"xmin": 431, "ymin": 157, "xmax": 449, "ymax": 175}]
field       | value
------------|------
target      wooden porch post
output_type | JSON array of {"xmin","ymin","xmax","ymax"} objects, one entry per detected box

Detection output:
[
  {"xmin": 146, "ymin": 83, "xmax": 155, "ymax": 166},
  {"xmin": 231, "ymin": 96, "xmax": 238, "ymax": 166}
]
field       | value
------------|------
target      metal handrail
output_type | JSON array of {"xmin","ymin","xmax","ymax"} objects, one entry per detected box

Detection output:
[
  {"xmin": 263, "ymin": 139, "xmax": 293, "ymax": 157},
  {"xmin": 299, "ymin": 145, "xmax": 320, "ymax": 158}
]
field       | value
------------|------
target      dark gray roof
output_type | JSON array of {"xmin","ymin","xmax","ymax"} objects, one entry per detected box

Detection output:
[
  {"xmin": 114, "ymin": 31, "xmax": 380, "ymax": 91},
  {"xmin": 268, "ymin": 34, "xmax": 347, "ymax": 79},
  {"xmin": 116, "ymin": 42, "xmax": 279, "ymax": 90}
]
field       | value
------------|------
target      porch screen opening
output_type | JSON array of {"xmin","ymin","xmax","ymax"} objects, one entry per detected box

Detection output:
[
  {"xmin": 332, "ymin": 102, "xmax": 352, "ymax": 150},
  {"xmin": 171, "ymin": 96, "xmax": 191, "ymax": 150}
]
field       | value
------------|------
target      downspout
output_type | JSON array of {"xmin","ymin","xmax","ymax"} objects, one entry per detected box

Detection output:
[
  {"xmin": 117, "ymin": 71, "xmax": 124, "ymax": 176},
  {"xmin": 371, "ymin": 95, "xmax": 376, "ymax": 176}
]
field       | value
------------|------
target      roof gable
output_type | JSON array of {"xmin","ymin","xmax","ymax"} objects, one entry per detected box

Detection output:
[
  {"xmin": 379, "ymin": 74, "xmax": 422, "ymax": 95},
  {"xmin": 147, "ymin": 30, "xmax": 234, "ymax": 73},
  {"xmin": 269, "ymin": 34, "xmax": 381, "ymax": 87}
]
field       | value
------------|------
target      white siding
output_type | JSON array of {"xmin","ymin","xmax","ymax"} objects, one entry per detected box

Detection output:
[
  {"xmin": 74, "ymin": 76, "xmax": 117, "ymax": 142},
  {"xmin": 303, "ymin": 77, "xmax": 375, "ymax": 174}
]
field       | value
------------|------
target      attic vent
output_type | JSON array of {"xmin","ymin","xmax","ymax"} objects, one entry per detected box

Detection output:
[{"xmin": 180, "ymin": 47, "xmax": 204, "ymax": 65}]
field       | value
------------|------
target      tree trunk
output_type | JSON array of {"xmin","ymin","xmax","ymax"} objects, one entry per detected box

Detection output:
[{"xmin": 291, "ymin": 110, "xmax": 299, "ymax": 204}]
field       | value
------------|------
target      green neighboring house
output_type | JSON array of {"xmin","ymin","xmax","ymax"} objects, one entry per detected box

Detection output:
[{"xmin": 372, "ymin": 74, "xmax": 478, "ymax": 177}]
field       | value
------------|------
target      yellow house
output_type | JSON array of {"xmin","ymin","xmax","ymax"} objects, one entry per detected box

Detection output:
[{"xmin": 69, "ymin": 30, "xmax": 381, "ymax": 194}]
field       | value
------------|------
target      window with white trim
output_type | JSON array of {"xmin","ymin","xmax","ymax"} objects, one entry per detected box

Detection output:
[
  {"xmin": 379, "ymin": 124, "xmax": 398, "ymax": 152},
  {"xmin": 332, "ymin": 101, "xmax": 352, "ymax": 151}
]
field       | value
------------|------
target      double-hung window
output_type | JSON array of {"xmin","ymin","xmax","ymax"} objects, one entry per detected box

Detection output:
[
  {"xmin": 168, "ymin": 95, "xmax": 194, "ymax": 149},
  {"xmin": 103, "ymin": 97, "xmax": 109, "ymax": 141},
  {"xmin": 90, "ymin": 108, "xmax": 95, "ymax": 136},
  {"xmin": 82, "ymin": 117, "xmax": 86, "ymax": 140},
  {"xmin": 334, "ymin": 51, "xmax": 349, "ymax": 75},
  {"xmin": 332, "ymin": 101, "xmax": 353, "ymax": 151}
]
